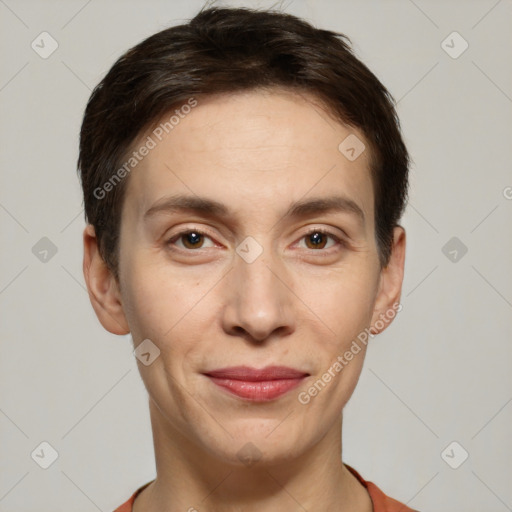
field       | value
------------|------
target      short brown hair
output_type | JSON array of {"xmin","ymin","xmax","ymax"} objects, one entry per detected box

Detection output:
[{"xmin": 78, "ymin": 6, "xmax": 409, "ymax": 280}]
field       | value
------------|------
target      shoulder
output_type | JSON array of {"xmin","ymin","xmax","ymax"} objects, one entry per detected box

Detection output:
[
  {"xmin": 345, "ymin": 463, "xmax": 420, "ymax": 512},
  {"xmin": 113, "ymin": 480, "xmax": 153, "ymax": 512},
  {"xmin": 112, "ymin": 493, "xmax": 134, "ymax": 512}
]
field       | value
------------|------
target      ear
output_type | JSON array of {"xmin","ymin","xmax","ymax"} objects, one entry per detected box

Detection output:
[
  {"xmin": 82, "ymin": 224, "xmax": 130, "ymax": 335},
  {"xmin": 370, "ymin": 226, "xmax": 406, "ymax": 335}
]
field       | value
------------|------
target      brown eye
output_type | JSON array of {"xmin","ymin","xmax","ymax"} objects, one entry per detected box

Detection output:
[
  {"xmin": 180, "ymin": 231, "xmax": 204, "ymax": 249},
  {"xmin": 167, "ymin": 229, "xmax": 215, "ymax": 251},
  {"xmin": 304, "ymin": 231, "xmax": 329, "ymax": 249},
  {"xmin": 300, "ymin": 229, "xmax": 341, "ymax": 251}
]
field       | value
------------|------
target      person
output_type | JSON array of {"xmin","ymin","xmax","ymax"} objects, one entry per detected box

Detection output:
[{"xmin": 78, "ymin": 5, "xmax": 416, "ymax": 511}]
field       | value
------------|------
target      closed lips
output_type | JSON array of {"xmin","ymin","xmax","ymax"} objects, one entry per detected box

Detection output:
[{"xmin": 204, "ymin": 366, "xmax": 309, "ymax": 381}]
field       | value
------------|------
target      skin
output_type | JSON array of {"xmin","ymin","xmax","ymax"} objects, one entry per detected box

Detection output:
[{"xmin": 83, "ymin": 88, "xmax": 406, "ymax": 512}]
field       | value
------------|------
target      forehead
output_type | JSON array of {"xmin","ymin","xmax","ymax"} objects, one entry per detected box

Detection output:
[{"xmin": 122, "ymin": 88, "xmax": 374, "ymax": 226}]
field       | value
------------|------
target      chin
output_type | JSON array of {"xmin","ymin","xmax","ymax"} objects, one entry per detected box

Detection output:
[{"xmin": 205, "ymin": 429, "xmax": 307, "ymax": 469}]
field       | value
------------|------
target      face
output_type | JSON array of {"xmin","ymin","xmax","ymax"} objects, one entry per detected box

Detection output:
[{"xmin": 84, "ymin": 88, "xmax": 405, "ymax": 467}]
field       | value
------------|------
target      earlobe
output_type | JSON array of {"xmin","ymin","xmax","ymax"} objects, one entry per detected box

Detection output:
[
  {"xmin": 370, "ymin": 226, "xmax": 406, "ymax": 335},
  {"xmin": 82, "ymin": 224, "xmax": 130, "ymax": 335}
]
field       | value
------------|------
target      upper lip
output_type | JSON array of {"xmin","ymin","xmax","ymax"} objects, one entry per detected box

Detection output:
[{"xmin": 204, "ymin": 365, "xmax": 309, "ymax": 381}]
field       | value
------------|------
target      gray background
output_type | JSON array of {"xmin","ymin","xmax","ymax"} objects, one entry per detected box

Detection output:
[{"xmin": 1, "ymin": 0, "xmax": 511, "ymax": 511}]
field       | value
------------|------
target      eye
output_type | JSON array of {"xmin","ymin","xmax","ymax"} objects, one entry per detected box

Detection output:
[
  {"xmin": 166, "ymin": 228, "xmax": 216, "ymax": 250},
  {"xmin": 165, "ymin": 227, "xmax": 346, "ymax": 253},
  {"xmin": 297, "ymin": 228, "xmax": 345, "ymax": 251}
]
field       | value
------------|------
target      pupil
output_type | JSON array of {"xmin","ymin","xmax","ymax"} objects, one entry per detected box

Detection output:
[
  {"xmin": 186, "ymin": 232, "xmax": 201, "ymax": 246},
  {"xmin": 310, "ymin": 233, "xmax": 322, "ymax": 245},
  {"xmin": 306, "ymin": 232, "xmax": 327, "ymax": 250}
]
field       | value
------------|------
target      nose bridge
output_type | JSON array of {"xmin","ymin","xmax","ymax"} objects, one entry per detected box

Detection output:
[
  {"xmin": 237, "ymin": 240, "xmax": 281, "ymax": 297},
  {"xmin": 223, "ymin": 235, "xmax": 294, "ymax": 341},
  {"xmin": 236, "ymin": 236, "xmax": 285, "ymax": 303}
]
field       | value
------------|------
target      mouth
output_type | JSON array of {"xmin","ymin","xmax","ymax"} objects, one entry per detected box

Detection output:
[{"xmin": 203, "ymin": 365, "xmax": 309, "ymax": 402}]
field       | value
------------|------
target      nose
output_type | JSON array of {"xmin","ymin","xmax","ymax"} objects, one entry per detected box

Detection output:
[{"xmin": 221, "ymin": 243, "xmax": 295, "ymax": 344}]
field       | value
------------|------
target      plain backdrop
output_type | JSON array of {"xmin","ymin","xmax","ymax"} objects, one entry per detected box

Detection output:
[{"xmin": 1, "ymin": 0, "xmax": 511, "ymax": 511}]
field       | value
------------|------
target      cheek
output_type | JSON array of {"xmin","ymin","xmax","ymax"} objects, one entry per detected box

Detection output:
[
  {"xmin": 306, "ymin": 267, "xmax": 378, "ymax": 344},
  {"xmin": 300, "ymin": 273, "xmax": 374, "ymax": 413},
  {"xmin": 121, "ymin": 278, "xmax": 161, "ymax": 341},
  {"xmin": 119, "ymin": 262, "xmax": 174, "ymax": 346},
  {"xmin": 120, "ymin": 258, "xmax": 215, "ymax": 353}
]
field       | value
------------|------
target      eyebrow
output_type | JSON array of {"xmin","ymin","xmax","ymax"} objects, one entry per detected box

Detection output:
[{"xmin": 143, "ymin": 193, "xmax": 365, "ymax": 225}]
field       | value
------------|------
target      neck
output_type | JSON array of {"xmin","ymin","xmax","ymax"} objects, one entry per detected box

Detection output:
[{"xmin": 133, "ymin": 399, "xmax": 372, "ymax": 512}]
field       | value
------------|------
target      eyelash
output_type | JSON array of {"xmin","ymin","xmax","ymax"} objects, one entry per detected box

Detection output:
[{"xmin": 165, "ymin": 226, "xmax": 347, "ymax": 254}]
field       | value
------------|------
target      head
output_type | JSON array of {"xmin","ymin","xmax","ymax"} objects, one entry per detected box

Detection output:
[{"xmin": 79, "ymin": 7, "xmax": 409, "ymax": 468}]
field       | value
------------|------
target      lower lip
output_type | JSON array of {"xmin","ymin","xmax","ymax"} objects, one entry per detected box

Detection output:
[{"xmin": 206, "ymin": 376, "xmax": 306, "ymax": 401}]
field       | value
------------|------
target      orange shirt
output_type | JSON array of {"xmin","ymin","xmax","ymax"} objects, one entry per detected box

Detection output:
[{"xmin": 113, "ymin": 464, "xmax": 418, "ymax": 512}]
